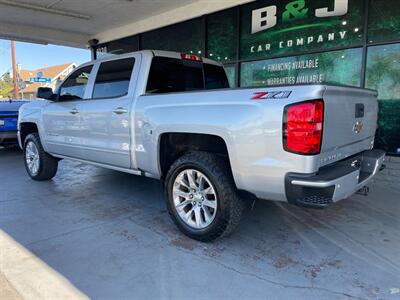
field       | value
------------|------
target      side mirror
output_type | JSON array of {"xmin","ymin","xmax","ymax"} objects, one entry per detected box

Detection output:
[{"xmin": 37, "ymin": 87, "xmax": 57, "ymax": 101}]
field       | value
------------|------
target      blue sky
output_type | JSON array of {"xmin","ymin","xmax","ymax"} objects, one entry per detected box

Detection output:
[{"xmin": 0, "ymin": 40, "xmax": 90, "ymax": 75}]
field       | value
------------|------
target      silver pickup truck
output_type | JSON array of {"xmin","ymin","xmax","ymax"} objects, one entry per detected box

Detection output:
[{"xmin": 18, "ymin": 50, "xmax": 385, "ymax": 241}]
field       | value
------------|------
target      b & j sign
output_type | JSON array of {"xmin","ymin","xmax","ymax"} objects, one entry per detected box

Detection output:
[
  {"xmin": 241, "ymin": 0, "xmax": 364, "ymax": 59},
  {"xmin": 251, "ymin": 0, "xmax": 349, "ymax": 34}
]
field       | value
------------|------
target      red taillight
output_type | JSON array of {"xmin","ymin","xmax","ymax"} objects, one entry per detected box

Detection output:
[
  {"xmin": 181, "ymin": 53, "xmax": 202, "ymax": 62},
  {"xmin": 283, "ymin": 99, "xmax": 324, "ymax": 155}
]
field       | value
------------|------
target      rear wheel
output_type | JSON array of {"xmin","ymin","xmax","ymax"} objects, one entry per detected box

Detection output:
[
  {"xmin": 24, "ymin": 133, "xmax": 58, "ymax": 181},
  {"xmin": 165, "ymin": 151, "xmax": 243, "ymax": 242}
]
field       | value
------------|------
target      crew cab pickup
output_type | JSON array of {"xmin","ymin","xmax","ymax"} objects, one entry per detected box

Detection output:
[{"xmin": 18, "ymin": 50, "xmax": 385, "ymax": 241}]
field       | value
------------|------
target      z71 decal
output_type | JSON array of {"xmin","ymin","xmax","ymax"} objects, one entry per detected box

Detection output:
[{"xmin": 251, "ymin": 91, "xmax": 292, "ymax": 100}]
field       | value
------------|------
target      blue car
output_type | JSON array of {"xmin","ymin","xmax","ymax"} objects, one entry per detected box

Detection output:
[{"xmin": 0, "ymin": 100, "xmax": 30, "ymax": 147}]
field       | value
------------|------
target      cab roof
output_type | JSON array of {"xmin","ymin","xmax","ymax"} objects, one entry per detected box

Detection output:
[{"xmin": 92, "ymin": 50, "xmax": 222, "ymax": 67}]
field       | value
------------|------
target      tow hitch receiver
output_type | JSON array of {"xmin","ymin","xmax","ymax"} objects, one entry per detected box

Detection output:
[{"xmin": 356, "ymin": 186, "xmax": 370, "ymax": 196}]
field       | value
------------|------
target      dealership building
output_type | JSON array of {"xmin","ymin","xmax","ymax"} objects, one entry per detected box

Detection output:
[
  {"xmin": 0, "ymin": 0, "xmax": 399, "ymax": 156},
  {"xmin": 93, "ymin": 0, "xmax": 399, "ymax": 156}
]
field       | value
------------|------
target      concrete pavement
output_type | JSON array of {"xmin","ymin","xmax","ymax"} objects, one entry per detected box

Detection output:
[
  {"xmin": 1, "ymin": 147, "xmax": 399, "ymax": 299},
  {"xmin": 0, "ymin": 272, "xmax": 22, "ymax": 300}
]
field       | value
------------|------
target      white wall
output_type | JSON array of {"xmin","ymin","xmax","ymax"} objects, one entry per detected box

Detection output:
[{"xmin": 94, "ymin": 0, "xmax": 254, "ymax": 44}]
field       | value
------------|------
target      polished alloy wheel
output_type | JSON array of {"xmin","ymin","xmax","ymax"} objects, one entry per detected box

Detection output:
[
  {"xmin": 173, "ymin": 169, "xmax": 217, "ymax": 229},
  {"xmin": 25, "ymin": 141, "xmax": 40, "ymax": 176}
]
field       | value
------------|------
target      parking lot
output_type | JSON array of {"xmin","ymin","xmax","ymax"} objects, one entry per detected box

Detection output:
[{"xmin": 1, "ymin": 147, "xmax": 399, "ymax": 300}]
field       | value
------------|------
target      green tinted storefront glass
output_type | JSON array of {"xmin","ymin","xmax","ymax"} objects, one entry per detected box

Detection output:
[
  {"xmin": 224, "ymin": 66, "xmax": 236, "ymax": 87},
  {"xmin": 368, "ymin": 0, "xmax": 400, "ymax": 43},
  {"xmin": 240, "ymin": 0, "xmax": 364, "ymax": 60},
  {"xmin": 365, "ymin": 44, "xmax": 400, "ymax": 154},
  {"xmin": 141, "ymin": 18, "xmax": 203, "ymax": 54},
  {"xmin": 241, "ymin": 48, "xmax": 362, "ymax": 87},
  {"xmin": 207, "ymin": 8, "xmax": 237, "ymax": 63}
]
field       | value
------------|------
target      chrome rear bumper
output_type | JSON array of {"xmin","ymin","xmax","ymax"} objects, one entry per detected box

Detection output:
[
  {"xmin": 0, "ymin": 131, "xmax": 18, "ymax": 144},
  {"xmin": 285, "ymin": 149, "xmax": 386, "ymax": 208}
]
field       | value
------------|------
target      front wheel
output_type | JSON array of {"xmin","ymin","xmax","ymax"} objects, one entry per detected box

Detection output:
[
  {"xmin": 24, "ymin": 133, "xmax": 58, "ymax": 181},
  {"xmin": 165, "ymin": 151, "xmax": 243, "ymax": 242}
]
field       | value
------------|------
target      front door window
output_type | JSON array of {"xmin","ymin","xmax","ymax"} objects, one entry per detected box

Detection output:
[{"xmin": 59, "ymin": 66, "xmax": 93, "ymax": 101}]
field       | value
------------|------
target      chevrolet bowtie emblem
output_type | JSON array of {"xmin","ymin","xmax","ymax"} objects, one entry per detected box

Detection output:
[{"xmin": 353, "ymin": 121, "xmax": 364, "ymax": 134}]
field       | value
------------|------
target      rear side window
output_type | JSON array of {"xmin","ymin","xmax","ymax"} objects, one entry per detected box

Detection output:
[
  {"xmin": 59, "ymin": 65, "xmax": 93, "ymax": 101},
  {"xmin": 146, "ymin": 57, "xmax": 228, "ymax": 94},
  {"xmin": 92, "ymin": 58, "xmax": 135, "ymax": 99},
  {"xmin": 204, "ymin": 64, "xmax": 230, "ymax": 89}
]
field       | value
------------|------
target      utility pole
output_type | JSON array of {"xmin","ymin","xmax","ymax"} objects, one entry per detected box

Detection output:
[{"xmin": 11, "ymin": 40, "xmax": 19, "ymax": 99}]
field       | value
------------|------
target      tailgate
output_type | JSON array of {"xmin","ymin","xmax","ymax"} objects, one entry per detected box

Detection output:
[
  {"xmin": 0, "ymin": 111, "xmax": 18, "ymax": 132},
  {"xmin": 321, "ymin": 86, "xmax": 378, "ymax": 155}
]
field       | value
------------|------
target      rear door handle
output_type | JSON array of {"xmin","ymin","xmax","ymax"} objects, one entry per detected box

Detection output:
[
  {"xmin": 113, "ymin": 107, "xmax": 128, "ymax": 115},
  {"xmin": 70, "ymin": 108, "xmax": 79, "ymax": 115}
]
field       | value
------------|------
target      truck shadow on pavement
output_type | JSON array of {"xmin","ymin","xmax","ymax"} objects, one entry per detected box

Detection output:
[{"xmin": 1, "ymin": 150, "xmax": 399, "ymax": 299}]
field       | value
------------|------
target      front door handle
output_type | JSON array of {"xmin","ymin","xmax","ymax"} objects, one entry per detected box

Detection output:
[
  {"xmin": 70, "ymin": 108, "xmax": 79, "ymax": 115},
  {"xmin": 113, "ymin": 107, "xmax": 128, "ymax": 115}
]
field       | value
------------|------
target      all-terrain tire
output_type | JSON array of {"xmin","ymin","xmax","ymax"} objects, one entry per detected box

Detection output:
[
  {"xmin": 24, "ymin": 133, "xmax": 58, "ymax": 181},
  {"xmin": 165, "ymin": 151, "xmax": 244, "ymax": 242}
]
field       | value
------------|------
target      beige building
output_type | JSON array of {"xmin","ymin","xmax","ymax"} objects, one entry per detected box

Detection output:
[{"xmin": 18, "ymin": 63, "xmax": 76, "ymax": 99}]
